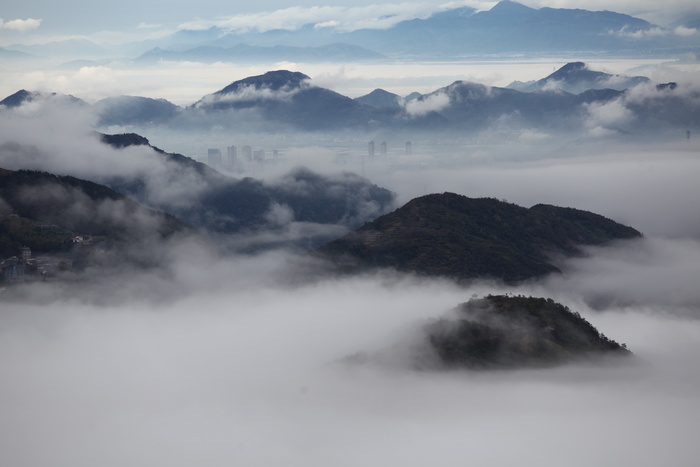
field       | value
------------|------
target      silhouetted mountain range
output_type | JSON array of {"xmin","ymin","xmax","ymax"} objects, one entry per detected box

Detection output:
[
  {"xmin": 316, "ymin": 192, "xmax": 642, "ymax": 282},
  {"xmin": 131, "ymin": 1, "xmax": 697, "ymax": 59},
  {"xmin": 2, "ymin": 62, "xmax": 695, "ymax": 137},
  {"xmin": 3, "ymin": 2, "xmax": 695, "ymax": 63}
]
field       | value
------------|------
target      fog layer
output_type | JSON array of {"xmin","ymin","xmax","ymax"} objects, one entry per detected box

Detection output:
[
  {"xmin": 2, "ymin": 255, "xmax": 700, "ymax": 466},
  {"xmin": 2, "ymin": 72, "xmax": 700, "ymax": 465}
]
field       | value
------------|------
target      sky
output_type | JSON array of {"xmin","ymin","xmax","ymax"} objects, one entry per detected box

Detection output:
[{"xmin": 1, "ymin": 0, "xmax": 699, "ymax": 46}]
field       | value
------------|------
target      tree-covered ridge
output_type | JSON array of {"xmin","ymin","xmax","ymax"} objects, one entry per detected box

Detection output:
[
  {"xmin": 426, "ymin": 295, "xmax": 631, "ymax": 369},
  {"xmin": 316, "ymin": 192, "xmax": 642, "ymax": 282},
  {"xmin": 0, "ymin": 214, "xmax": 79, "ymax": 259},
  {"xmin": 0, "ymin": 168, "xmax": 190, "ymax": 251}
]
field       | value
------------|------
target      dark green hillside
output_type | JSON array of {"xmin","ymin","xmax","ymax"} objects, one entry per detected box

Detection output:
[
  {"xmin": 426, "ymin": 295, "xmax": 631, "ymax": 369},
  {"xmin": 0, "ymin": 214, "xmax": 79, "ymax": 259},
  {"xmin": 316, "ymin": 192, "xmax": 641, "ymax": 282},
  {"xmin": 0, "ymin": 168, "xmax": 190, "ymax": 248}
]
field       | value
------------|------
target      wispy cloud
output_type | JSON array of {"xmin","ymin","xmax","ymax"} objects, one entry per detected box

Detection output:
[
  {"xmin": 404, "ymin": 92, "xmax": 451, "ymax": 116},
  {"xmin": 674, "ymin": 25, "xmax": 697, "ymax": 37},
  {"xmin": 177, "ymin": 2, "xmax": 483, "ymax": 33},
  {"xmin": 611, "ymin": 25, "xmax": 667, "ymax": 39},
  {"xmin": 610, "ymin": 24, "xmax": 697, "ymax": 39},
  {"xmin": 196, "ymin": 81, "xmax": 308, "ymax": 108},
  {"xmin": 0, "ymin": 18, "xmax": 42, "ymax": 31},
  {"xmin": 136, "ymin": 22, "xmax": 164, "ymax": 30}
]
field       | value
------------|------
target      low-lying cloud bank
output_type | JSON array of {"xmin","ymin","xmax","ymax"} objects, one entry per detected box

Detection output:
[
  {"xmin": 2, "ymin": 86, "xmax": 700, "ymax": 465},
  {"xmin": 1, "ymin": 233, "xmax": 700, "ymax": 465}
]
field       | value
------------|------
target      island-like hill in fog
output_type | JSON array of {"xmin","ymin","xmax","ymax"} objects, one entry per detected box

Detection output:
[
  {"xmin": 348, "ymin": 294, "xmax": 632, "ymax": 370},
  {"xmin": 427, "ymin": 295, "xmax": 631, "ymax": 369},
  {"xmin": 316, "ymin": 192, "xmax": 642, "ymax": 282}
]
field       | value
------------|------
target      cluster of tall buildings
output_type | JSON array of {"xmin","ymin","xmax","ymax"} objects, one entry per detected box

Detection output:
[
  {"xmin": 207, "ymin": 145, "xmax": 280, "ymax": 170},
  {"xmin": 368, "ymin": 141, "xmax": 412, "ymax": 157},
  {"xmin": 206, "ymin": 140, "xmax": 414, "ymax": 171}
]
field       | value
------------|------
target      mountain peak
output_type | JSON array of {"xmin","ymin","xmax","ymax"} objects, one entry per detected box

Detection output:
[
  {"xmin": 533, "ymin": 62, "xmax": 651, "ymax": 93},
  {"xmin": 558, "ymin": 61, "xmax": 587, "ymax": 73},
  {"xmin": 216, "ymin": 70, "xmax": 311, "ymax": 95},
  {"xmin": 354, "ymin": 88, "xmax": 402, "ymax": 109},
  {"xmin": 488, "ymin": 0, "xmax": 536, "ymax": 15},
  {"xmin": 0, "ymin": 89, "xmax": 34, "ymax": 108}
]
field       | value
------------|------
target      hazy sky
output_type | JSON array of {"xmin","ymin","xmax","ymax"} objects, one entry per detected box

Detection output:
[{"xmin": 1, "ymin": 0, "xmax": 698, "ymax": 45}]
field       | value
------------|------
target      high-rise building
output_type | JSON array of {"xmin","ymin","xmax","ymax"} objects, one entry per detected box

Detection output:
[
  {"xmin": 405, "ymin": 141, "xmax": 412, "ymax": 156},
  {"xmin": 380, "ymin": 141, "xmax": 387, "ymax": 156},
  {"xmin": 207, "ymin": 148, "xmax": 222, "ymax": 168},
  {"xmin": 368, "ymin": 141, "xmax": 375, "ymax": 157},
  {"xmin": 242, "ymin": 145, "xmax": 253, "ymax": 161},
  {"xmin": 226, "ymin": 145, "xmax": 237, "ymax": 168}
]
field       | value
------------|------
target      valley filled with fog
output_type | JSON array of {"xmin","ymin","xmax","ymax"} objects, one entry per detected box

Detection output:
[{"xmin": 2, "ymin": 85, "xmax": 700, "ymax": 465}]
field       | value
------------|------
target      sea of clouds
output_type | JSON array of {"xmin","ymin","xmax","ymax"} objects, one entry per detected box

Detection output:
[{"xmin": 1, "ymin": 85, "xmax": 700, "ymax": 466}]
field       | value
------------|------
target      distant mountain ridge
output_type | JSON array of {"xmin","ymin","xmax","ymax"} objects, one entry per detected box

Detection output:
[
  {"xmin": 316, "ymin": 192, "xmax": 642, "ymax": 282},
  {"xmin": 2, "ymin": 63, "xmax": 692, "ymax": 137},
  {"xmin": 133, "ymin": 1, "xmax": 695, "ymax": 59},
  {"xmin": 3, "ymin": 2, "xmax": 696, "ymax": 63}
]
